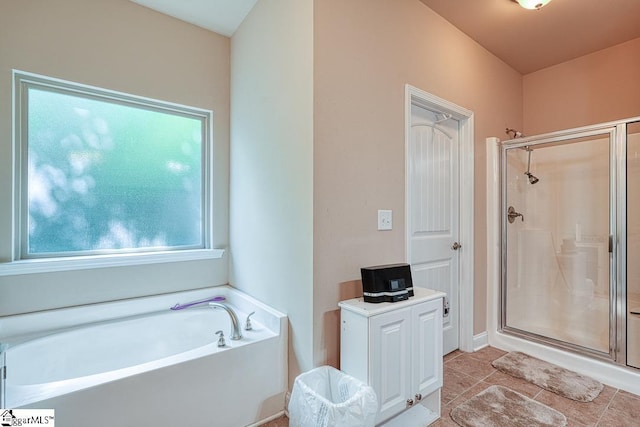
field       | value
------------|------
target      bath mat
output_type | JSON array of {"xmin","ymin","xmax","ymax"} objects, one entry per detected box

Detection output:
[
  {"xmin": 491, "ymin": 351, "xmax": 603, "ymax": 402},
  {"xmin": 450, "ymin": 385, "xmax": 567, "ymax": 427}
]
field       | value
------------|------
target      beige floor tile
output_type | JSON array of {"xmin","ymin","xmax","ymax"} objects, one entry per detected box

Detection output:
[
  {"xmin": 607, "ymin": 389, "xmax": 640, "ymax": 420},
  {"xmin": 596, "ymin": 406, "xmax": 640, "ymax": 426},
  {"xmin": 446, "ymin": 381, "xmax": 493, "ymax": 408},
  {"xmin": 534, "ymin": 385, "xmax": 616, "ymax": 427},
  {"xmin": 464, "ymin": 346, "xmax": 507, "ymax": 364},
  {"xmin": 429, "ymin": 414, "xmax": 460, "ymax": 427},
  {"xmin": 482, "ymin": 370, "xmax": 542, "ymax": 398},
  {"xmin": 442, "ymin": 368, "xmax": 480, "ymax": 404},
  {"xmin": 443, "ymin": 349, "xmax": 463, "ymax": 363},
  {"xmin": 443, "ymin": 352, "xmax": 496, "ymax": 380}
]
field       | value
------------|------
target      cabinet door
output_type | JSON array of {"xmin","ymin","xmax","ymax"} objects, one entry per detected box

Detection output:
[
  {"xmin": 412, "ymin": 299, "xmax": 443, "ymax": 398},
  {"xmin": 370, "ymin": 307, "xmax": 411, "ymax": 423}
]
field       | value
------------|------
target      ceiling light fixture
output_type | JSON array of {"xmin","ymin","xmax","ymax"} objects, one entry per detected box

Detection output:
[{"xmin": 514, "ymin": 0, "xmax": 552, "ymax": 10}]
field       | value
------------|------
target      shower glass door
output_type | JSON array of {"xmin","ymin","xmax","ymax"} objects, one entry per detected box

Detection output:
[
  {"xmin": 628, "ymin": 121, "xmax": 640, "ymax": 368},
  {"xmin": 502, "ymin": 129, "xmax": 614, "ymax": 356}
]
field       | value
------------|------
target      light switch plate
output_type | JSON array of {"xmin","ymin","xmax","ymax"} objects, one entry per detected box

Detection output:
[{"xmin": 378, "ymin": 210, "xmax": 392, "ymax": 230}]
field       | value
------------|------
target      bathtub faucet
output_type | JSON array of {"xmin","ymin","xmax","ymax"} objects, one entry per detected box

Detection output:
[{"xmin": 209, "ymin": 303, "xmax": 243, "ymax": 340}]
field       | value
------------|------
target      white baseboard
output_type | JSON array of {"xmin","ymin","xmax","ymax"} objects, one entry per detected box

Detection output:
[
  {"xmin": 249, "ymin": 391, "xmax": 290, "ymax": 426},
  {"xmin": 249, "ymin": 411, "xmax": 285, "ymax": 427},
  {"xmin": 284, "ymin": 391, "xmax": 291, "ymax": 417},
  {"xmin": 473, "ymin": 331, "xmax": 488, "ymax": 351}
]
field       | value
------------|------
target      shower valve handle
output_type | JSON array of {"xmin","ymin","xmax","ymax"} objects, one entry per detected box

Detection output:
[{"xmin": 507, "ymin": 206, "xmax": 524, "ymax": 223}]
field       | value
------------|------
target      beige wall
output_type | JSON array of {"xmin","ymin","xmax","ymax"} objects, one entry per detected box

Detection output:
[
  {"xmin": 11, "ymin": 0, "xmax": 635, "ymax": 396},
  {"xmin": 524, "ymin": 37, "xmax": 640, "ymax": 135},
  {"xmin": 313, "ymin": 0, "xmax": 523, "ymax": 367},
  {"xmin": 229, "ymin": 0, "xmax": 314, "ymax": 386},
  {"xmin": 0, "ymin": 0, "xmax": 230, "ymax": 314}
]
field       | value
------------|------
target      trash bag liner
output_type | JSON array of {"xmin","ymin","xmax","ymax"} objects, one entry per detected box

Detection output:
[{"xmin": 288, "ymin": 366, "xmax": 378, "ymax": 427}]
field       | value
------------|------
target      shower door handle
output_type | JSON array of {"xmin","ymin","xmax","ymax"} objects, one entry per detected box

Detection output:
[{"xmin": 451, "ymin": 242, "xmax": 461, "ymax": 250}]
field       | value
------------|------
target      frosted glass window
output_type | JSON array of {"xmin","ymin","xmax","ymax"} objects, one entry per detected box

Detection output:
[{"xmin": 15, "ymin": 73, "xmax": 211, "ymax": 258}]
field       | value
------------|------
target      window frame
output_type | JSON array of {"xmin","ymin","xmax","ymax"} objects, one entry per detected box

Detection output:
[{"xmin": 1, "ymin": 70, "xmax": 223, "ymax": 276}]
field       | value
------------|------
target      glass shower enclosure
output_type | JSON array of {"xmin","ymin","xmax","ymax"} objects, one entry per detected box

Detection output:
[
  {"xmin": 627, "ymin": 121, "xmax": 640, "ymax": 368},
  {"xmin": 500, "ymin": 118, "xmax": 640, "ymax": 368}
]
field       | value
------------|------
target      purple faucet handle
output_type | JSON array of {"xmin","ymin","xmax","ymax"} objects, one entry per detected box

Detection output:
[{"xmin": 171, "ymin": 295, "xmax": 226, "ymax": 310}]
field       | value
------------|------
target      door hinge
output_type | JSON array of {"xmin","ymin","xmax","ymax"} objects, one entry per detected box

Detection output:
[
  {"xmin": 443, "ymin": 298, "xmax": 450, "ymax": 318},
  {"xmin": 1, "ymin": 365, "xmax": 6, "ymax": 380}
]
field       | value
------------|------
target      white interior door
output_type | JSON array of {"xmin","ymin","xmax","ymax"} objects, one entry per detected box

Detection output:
[{"xmin": 408, "ymin": 103, "xmax": 460, "ymax": 355}]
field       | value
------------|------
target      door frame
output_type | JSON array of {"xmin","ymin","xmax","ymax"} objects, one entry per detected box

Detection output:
[{"xmin": 404, "ymin": 84, "xmax": 475, "ymax": 352}]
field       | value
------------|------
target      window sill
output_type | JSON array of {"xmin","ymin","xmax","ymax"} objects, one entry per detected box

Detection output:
[{"xmin": 0, "ymin": 248, "xmax": 225, "ymax": 276}]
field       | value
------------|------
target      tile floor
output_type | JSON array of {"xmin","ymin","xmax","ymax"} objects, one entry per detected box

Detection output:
[
  {"xmin": 263, "ymin": 346, "xmax": 640, "ymax": 427},
  {"xmin": 435, "ymin": 346, "xmax": 640, "ymax": 426}
]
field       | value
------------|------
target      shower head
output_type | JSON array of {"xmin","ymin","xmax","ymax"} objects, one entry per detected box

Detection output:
[
  {"xmin": 525, "ymin": 172, "xmax": 539, "ymax": 185},
  {"xmin": 506, "ymin": 128, "xmax": 525, "ymax": 139},
  {"xmin": 524, "ymin": 147, "xmax": 540, "ymax": 184}
]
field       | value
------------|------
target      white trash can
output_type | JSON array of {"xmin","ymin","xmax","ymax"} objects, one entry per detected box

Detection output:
[{"xmin": 288, "ymin": 366, "xmax": 378, "ymax": 427}]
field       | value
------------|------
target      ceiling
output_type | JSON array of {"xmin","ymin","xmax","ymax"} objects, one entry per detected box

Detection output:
[
  {"xmin": 131, "ymin": 0, "xmax": 640, "ymax": 75},
  {"xmin": 419, "ymin": 0, "xmax": 640, "ymax": 74},
  {"xmin": 130, "ymin": 0, "xmax": 257, "ymax": 37}
]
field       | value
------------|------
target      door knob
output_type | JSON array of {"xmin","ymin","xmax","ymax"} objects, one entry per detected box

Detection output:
[
  {"xmin": 451, "ymin": 242, "xmax": 461, "ymax": 250},
  {"xmin": 406, "ymin": 398, "xmax": 414, "ymax": 407}
]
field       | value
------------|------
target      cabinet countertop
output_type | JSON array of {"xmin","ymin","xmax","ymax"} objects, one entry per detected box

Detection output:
[{"xmin": 338, "ymin": 287, "xmax": 445, "ymax": 317}]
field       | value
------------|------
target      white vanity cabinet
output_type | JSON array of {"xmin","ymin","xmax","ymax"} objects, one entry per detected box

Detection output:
[{"xmin": 339, "ymin": 288, "xmax": 445, "ymax": 426}]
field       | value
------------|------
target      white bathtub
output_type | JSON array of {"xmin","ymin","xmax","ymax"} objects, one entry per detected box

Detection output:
[{"xmin": 0, "ymin": 286, "xmax": 287, "ymax": 427}]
